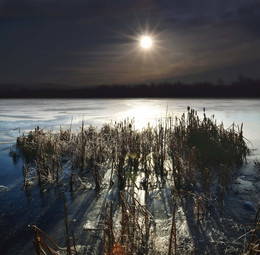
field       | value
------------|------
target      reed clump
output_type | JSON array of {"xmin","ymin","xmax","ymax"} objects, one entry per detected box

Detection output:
[
  {"xmin": 11, "ymin": 108, "xmax": 249, "ymax": 195},
  {"xmin": 11, "ymin": 108, "xmax": 255, "ymax": 254},
  {"xmin": 103, "ymin": 191, "xmax": 153, "ymax": 255}
]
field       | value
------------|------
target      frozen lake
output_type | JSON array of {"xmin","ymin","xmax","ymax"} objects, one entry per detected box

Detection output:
[
  {"xmin": 0, "ymin": 98, "xmax": 260, "ymax": 254},
  {"xmin": 1, "ymin": 98, "xmax": 260, "ymax": 144}
]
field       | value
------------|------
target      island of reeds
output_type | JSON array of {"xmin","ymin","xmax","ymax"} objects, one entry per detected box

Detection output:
[{"xmin": 10, "ymin": 108, "xmax": 260, "ymax": 255}]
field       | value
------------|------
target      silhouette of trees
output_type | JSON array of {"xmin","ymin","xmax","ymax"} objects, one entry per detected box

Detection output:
[{"xmin": 0, "ymin": 76, "xmax": 260, "ymax": 98}]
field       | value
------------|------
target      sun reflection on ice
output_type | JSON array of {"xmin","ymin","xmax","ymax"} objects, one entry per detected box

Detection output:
[{"xmin": 119, "ymin": 104, "xmax": 166, "ymax": 130}]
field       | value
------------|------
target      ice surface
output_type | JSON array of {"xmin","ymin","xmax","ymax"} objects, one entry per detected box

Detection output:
[{"xmin": 1, "ymin": 98, "xmax": 260, "ymax": 254}]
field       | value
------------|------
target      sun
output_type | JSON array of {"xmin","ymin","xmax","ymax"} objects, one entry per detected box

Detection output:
[{"xmin": 140, "ymin": 36, "xmax": 152, "ymax": 49}]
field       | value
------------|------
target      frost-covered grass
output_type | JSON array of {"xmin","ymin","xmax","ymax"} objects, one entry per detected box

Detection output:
[
  {"xmin": 11, "ymin": 108, "xmax": 258, "ymax": 255},
  {"xmin": 11, "ymin": 107, "xmax": 249, "ymax": 191}
]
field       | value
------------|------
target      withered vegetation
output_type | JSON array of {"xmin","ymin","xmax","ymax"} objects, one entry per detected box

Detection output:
[{"xmin": 10, "ymin": 108, "xmax": 257, "ymax": 255}]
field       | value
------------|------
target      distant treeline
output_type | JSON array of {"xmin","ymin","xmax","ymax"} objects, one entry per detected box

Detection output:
[{"xmin": 1, "ymin": 78, "xmax": 260, "ymax": 98}]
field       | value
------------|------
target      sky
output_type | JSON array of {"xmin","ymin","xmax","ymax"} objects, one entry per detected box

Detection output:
[{"xmin": 1, "ymin": 0, "xmax": 260, "ymax": 87}]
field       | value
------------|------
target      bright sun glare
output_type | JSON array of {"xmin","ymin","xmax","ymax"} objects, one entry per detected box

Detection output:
[{"xmin": 140, "ymin": 36, "xmax": 152, "ymax": 49}]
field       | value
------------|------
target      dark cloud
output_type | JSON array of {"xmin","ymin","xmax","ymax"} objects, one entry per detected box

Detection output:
[
  {"xmin": 0, "ymin": 0, "xmax": 152, "ymax": 20},
  {"xmin": 0, "ymin": 0, "xmax": 260, "ymax": 85},
  {"xmin": 235, "ymin": 1, "xmax": 260, "ymax": 35}
]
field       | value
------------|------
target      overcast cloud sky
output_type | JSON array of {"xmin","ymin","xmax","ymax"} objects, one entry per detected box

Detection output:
[{"xmin": 1, "ymin": 0, "xmax": 260, "ymax": 86}]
